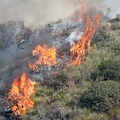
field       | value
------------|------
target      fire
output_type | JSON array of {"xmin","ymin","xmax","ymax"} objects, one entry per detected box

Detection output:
[
  {"xmin": 29, "ymin": 44, "xmax": 57, "ymax": 70},
  {"xmin": 6, "ymin": 0, "xmax": 101, "ymax": 117},
  {"xmin": 69, "ymin": 0, "xmax": 101, "ymax": 65},
  {"xmin": 52, "ymin": 33, "xmax": 56, "ymax": 35},
  {"xmin": 6, "ymin": 72, "xmax": 35, "ymax": 115},
  {"xmin": 52, "ymin": 32, "xmax": 61, "ymax": 36},
  {"xmin": 79, "ymin": 0, "xmax": 87, "ymax": 21},
  {"xmin": 70, "ymin": 14, "xmax": 100, "ymax": 65}
]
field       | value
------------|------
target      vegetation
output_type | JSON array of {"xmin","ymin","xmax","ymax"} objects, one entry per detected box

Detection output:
[
  {"xmin": 27, "ymin": 21, "xmax": 120, "ymax": 120},
  {"xmin": 80, "ymin": 81, "xmax": 120, "ymax": 112}
]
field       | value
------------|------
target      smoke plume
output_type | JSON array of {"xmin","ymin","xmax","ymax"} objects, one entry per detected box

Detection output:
[
  {"xmin": 0, "ymin": 0, "xmax": 119, "ymax": 26},
  {"xmin": 0, "ymin": 0, "xmax": 79, "ymax": 26}
]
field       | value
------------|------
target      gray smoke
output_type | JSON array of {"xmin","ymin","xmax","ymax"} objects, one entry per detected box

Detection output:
[
  {"xmin": 0, "ymin": 0, "xmax": 79, "ymax": 26},
  {"xmin": 0, "ymin": 0, "xmax": 119, "ymax": 26},
  {"xmin": 80, "ymin": 0, "xmax": 120, "ymax": 18}
]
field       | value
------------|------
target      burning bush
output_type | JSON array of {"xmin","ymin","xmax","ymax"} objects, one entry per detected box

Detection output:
[
  {"xmin": 6, "ymin": 72, "xmax": 35, "ymax": 116},
  {"xmin": 28, "ymin": 44, "xmax": 57, "ymax": 71}
]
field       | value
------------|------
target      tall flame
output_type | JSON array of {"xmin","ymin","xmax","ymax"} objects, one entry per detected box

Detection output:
[
  {"xmin": 6, "ymin": 72, "xmax": 35, "ymax": 115},
  {"xmin": 69, "ymin": 0, "xmax": 101, "ymax": 65},
  {"xmin": 29, "ymin": 44, "xmax": 57, "ymax": 70}
]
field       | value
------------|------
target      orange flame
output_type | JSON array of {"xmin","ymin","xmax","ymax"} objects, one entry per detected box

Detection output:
[
  {"xmin": 6, "ymin": 72, "xmax": 35, "ymax": 115},
  {"xmin": 79, "ymin": 0, "xmax": 87, "ymax": 21},
  {"xmin": 52, "ymin": 32, "xmax": 61, "ymax": 36},
  {"xmin": 69, "ymin": 0, "xmax": 101, "ymax": 65},
  {"xmin": 29, "ymin": 44, "xmax": 57, "ymax": 70},
  {"xmin": 52, "ymin": 33, "xmax": 56, "ymax": 35},
  {"xmin": 69, "ymin": 14, "xmax": 100, "ymax": 65}
]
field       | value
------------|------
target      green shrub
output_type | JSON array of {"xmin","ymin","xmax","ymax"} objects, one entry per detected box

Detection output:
[
  {"xmin": 93, "ymin": 31, "xmax": 110, "ymax": 46},
  {"xmin": 44, "ymin": 71, "xmax": 69, "ymax": 90},
  {"xmin": 67, "ymin": 65, "xmax": 82, "ymax": 84},
  {"xmin": 91, "ymin": 58, "xmax": 120, "ymax": 81},
  {"xmin": 52, "ymin": 71, "xmax": 69, "ymax": 84},
  {"xmin": 98, "ymin": 59, "xmax": 120, "ymax": 81},
  {"xmin": 80, "ymin": 81, "xmax": 120, "ymax": 112},
  {"xmin": 110, "ymin": 22, "xmax": 120, "ymax": 30}
]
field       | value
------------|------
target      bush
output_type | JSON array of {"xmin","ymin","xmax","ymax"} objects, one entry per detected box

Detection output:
[
  {"xmin": 91, "ymin": 58, "xmax": 120, "ymax": 81},
  {"xmin": 93, "ymin": 31, "xmax": 110, "ymax": 46},
  {"xmin": 98, "ymin": 59, "xmax": 120, "ymax": 81},
  {"xmin": 43, "ymin": 71, "xmax": 69, "ymax": 90},
  {"xmin": 52, "ymin": 71, "xmax": 69, "ymax": 84},
  {"xmin": 110, "ymin": 22, "xmax": 120, "ymax": 30},
  {"xmin": 80, "ymin": 81, "xmax": 120, "ymax": 112}
]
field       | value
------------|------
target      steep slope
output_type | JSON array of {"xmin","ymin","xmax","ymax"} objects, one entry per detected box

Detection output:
[{"xmin": 26, "ymin": 20, "xmax": 120, "ymax": 120}]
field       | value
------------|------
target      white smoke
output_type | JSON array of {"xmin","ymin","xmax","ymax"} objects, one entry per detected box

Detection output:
[{"xmin": 66, "ymin": 28, "xmax": 83, "ymax": 45}]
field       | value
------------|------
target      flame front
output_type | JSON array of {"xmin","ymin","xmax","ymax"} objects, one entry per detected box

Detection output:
[
  {"xmin": 29, "ymin": 44, "xmax": 57, "ymax": 70},
  {"xmin": 6, "ymin": 72, "xmax": 35, "ymax": 115},
  {"xmin": 6, "ymin": 0, "xmax": 101, "ymax": 117},
  {"xmin": 69, "ymin": 1, "xmax": 101, "ymax": 65},
  {"xmin": 70, "ymin": 14, "xmax": 100, "ymax": 65}
]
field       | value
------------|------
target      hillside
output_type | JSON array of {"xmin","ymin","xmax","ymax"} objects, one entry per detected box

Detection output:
[
  {"xmin": 0, "ymin": 12, "xmax": 119, "ymax": 120},
  {"xmin": 0, "ymin": 0, "xmax": 120, "ymax": 119},
  {"xmin": 25, "ymin": 20, "xmax": 120, "ymax": 120}
]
